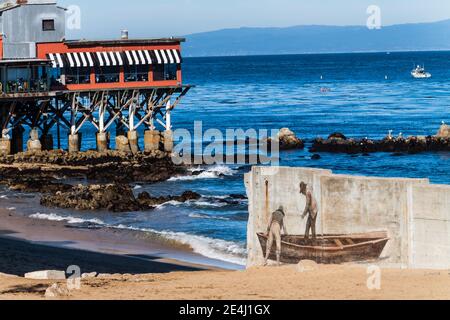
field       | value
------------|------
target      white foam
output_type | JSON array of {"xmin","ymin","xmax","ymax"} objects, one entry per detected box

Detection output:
[
  {"xmin": 169, "ymin": 165, "xmax": 238, "ymax": 181},
  {"xmin": 188, "ymin": 213, "xmax": 230, "ymax": 221},
  {"xmin": 154, "ymin": 200, "xmax": 184, "ymax": 210},
  {"xmin": 7, "ymin": 207, "xmax": 16, "ymax": 211},
  {"xmin": 0, "ymin": 195, "xmax": 8, "ymax": 199},
  {"xmin": 188, "ymin": 200, "xmax": 227, "ymax": 208},
  {"xmin": 29, "ymin": 213, "xmax": 105, "ymax": 225},
  {"xmin": 133, "ymin": 185, "xmax": 143, "ymax": 190},
  {"xmin": 113, "ymin": 224, "xmax": 246, "ymax": 266}
]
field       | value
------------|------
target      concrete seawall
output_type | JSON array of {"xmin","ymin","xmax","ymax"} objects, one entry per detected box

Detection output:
[{"xmin": 245, "ymin": 166, "xmax": 450, "ymax": 270}]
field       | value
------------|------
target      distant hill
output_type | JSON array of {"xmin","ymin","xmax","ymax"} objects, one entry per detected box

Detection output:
[{"xmin": 183, "ymin": 20, "xmax": 450, "ymax": 57}]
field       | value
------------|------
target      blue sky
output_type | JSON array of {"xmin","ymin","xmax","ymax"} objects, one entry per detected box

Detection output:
[{"xmin": 59, "ymin": 0, "xmax": 450, "ymax": 39}]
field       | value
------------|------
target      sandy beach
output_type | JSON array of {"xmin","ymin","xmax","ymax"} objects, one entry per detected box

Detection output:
[
  {"xmin": 0, "ymin": 209, "xmax": 449, "ymax": 300},
  {"xmin": 1, "ymin": 263, "xmax": 449, "ymax": 300}
]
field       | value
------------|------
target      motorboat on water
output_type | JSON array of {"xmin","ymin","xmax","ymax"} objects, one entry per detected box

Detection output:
[{"xmin": 411, "ymin": 65, "xmax": 431, "ymax": 79}]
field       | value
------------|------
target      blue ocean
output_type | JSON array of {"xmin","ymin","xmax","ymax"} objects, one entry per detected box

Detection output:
[{"xmin": 1, "ymin": 51, "xmax": 449, "ymax": 267}]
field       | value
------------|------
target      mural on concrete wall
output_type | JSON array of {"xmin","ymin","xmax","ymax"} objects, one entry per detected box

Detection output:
[{"xmin": 259, "ymin": 181, "xmax": 390, "ymax": 265}]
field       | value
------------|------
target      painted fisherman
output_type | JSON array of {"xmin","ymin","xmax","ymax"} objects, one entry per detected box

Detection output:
[
  {"xmin": 300, "ymin": 182, "xmax": 319, "ymax": 241},
  {"xmin": 264, "ymin": 206, "xmax": 288, "ymax": 266}
]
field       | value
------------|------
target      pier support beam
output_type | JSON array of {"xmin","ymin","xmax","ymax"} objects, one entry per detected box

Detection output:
[
  {"xmin": 68, "ymin": 134, "xmax": 81, "ymax": 153},
  {"xmin": 115, "ymin": 135, "xmax": 131, "ymax": 153},
  {"xmin": 144, "ymin": 130, "xmax": 160, "ymax": 152},
  {"xmin": 27, "ymin": 128, "xmax": 42, "ymax": 153},
  {"xmin": 163, "ymin": 130, "xmax": 174, "ymax": 153},
  {"xmin": 96, "ymin": 132, "xmax": 109, "ymax": 153},
  {"xmin": 127, "ymin": 130, "xmax": 139, "ymax": 154},
  {"xmin": 0, "ymin": 137, "xmax": 11, "ymax": 156}
]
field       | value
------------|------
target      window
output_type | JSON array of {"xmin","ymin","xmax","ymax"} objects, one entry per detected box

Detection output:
[
  {"xmin": 42, "ymin": 19, "xmax": 55, "ymax": 31},
  {"xmin": 153, "ymin": 64, "xmax": 177, "ymax": 81},
  {"xmin": 65, "ymin": 67, "xmax": 91, "ymax": 85},
  {"xmin": 124, "ymin": 65, "xmax": 149, "ymax": 82},
  {"xmin": 95, "ymin": 66, "xmax": 120, "ymax": 83}
]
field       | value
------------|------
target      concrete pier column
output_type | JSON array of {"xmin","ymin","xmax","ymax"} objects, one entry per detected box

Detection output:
[
  {"xmin": 68, "ymin": 134, "xmax": 80, "ymax": 153},
  {"xmin": 127, "ymin": 130, "xmax": 139, "ymax": 154},
  {"xmin": 163, "ymin": 130, "xmax": 174, "ymax": 153},
  {"xmin": 27, "ymin": 128, "xmax": 42, "ymax": 153},
  {"xmin": 0, "ymin": 138, "xmax": 11, "ymax": 156},
  {"xmin": 40, "ymin": 134, "xmax": 54, "ymax": 151},
  {"xmin": 96, "ymin": 132, "xmax": 109, "ymax": 153},
  {"xmin": 144, "ymin": 130, "xmax": 160, "ymax": 152},
  {"xmin": 11, "ymin": 125, "xmax": 24, "ymax": 154},
  {"xmin": 115, "ymin": 135, "xmax": 131, "ymax": 153}
]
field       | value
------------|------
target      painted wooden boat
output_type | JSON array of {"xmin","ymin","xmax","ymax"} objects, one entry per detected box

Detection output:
[{"xmin": 257, "ymin": 231, "xmax": 389, "ymax": 264}]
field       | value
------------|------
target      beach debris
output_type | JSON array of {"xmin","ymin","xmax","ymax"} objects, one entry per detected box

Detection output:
[
  {"xmin": 437, "ymin": 121, "xmax": 450, "ymax": 138},
  {"xmin": 25, "ymin": 270, "xmax": 66, "ymax": 280},
  {"xmin": 268, "ymin": 128, "xmax": 304, "ymax": 150},
  {"xmin": 40, "ymin": 183, "xmax": 202, "ymax": 212},
  {"xmin": 81, "ymin": 272, "xmax": 98, "ymax": 279},
  {"xmin": 45, "ymin": 283, "xmax": 71, "ymax": 299},
  {"xmin": 296, "ymin": 260, "xmax": 318, "ymax": 273}
]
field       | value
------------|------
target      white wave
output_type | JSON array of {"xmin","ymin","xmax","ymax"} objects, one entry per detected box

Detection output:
[
  {"xmin": 169, "ymin": 165, "xmax": 238, "ymax": 181},
  {"xmin": 188, "ymin": 213, "xmax": 230, "ymax": 221},
  {"xmin": 7, "ymin": 207, "xmax": 16, "ymax": 211},
  {"xmin": 0, "ymin": 195, "xmax": 8, "ymax": 199},
  {"xmin": 112, "ymin": 224, "xmax": 246, "ymax": 266},
  {"xmin": 133, "ymin": 185, "xmax": 143, "ymax": 190},
  {"xmin": 188, "ymin": 200, "xmax": 228, "ymax": 208},
  {"xmin": 29, "ymin": 213, "xmax": 105, "ymax": 225},
  {"xmin": 154, "ymin": 200, "xmax": 184, "ymax": 210}
]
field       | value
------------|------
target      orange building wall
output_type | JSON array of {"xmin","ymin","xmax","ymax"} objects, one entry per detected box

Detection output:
[{"xmin": 36, "ymin": 42, "xmax": 183, "ymax": 90}]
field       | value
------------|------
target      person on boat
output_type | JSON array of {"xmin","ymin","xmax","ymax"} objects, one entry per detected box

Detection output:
[
  {"xmin": 300, "ymin": 182, "xmax": 319, "ymax": 241},
  {"xmin": 264, "ymin": 206, "xmax": 287, "ymax": 266}
]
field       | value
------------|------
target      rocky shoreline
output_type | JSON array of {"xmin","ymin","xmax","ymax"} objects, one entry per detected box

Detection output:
[
  {"xmin": 0, "ymin": 150, "xmax": 184, "ymax": 184},
  {"xmin": 311, "ymin": 134, "xmax": 450, "ymax": 154},
  {"xmin": 40, "ymin": 184, "xmax": 202, "ymax": 212}
]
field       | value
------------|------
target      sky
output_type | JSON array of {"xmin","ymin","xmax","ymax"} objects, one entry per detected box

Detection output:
[{"xmin": 59, "ymin": 0, "xmax": 450, "ymax": 39}]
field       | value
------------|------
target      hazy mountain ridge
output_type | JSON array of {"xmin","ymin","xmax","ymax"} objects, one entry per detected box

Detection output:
[{"xmin": 183, "ymin": 20, "xmax": 450, "ymax": 57}]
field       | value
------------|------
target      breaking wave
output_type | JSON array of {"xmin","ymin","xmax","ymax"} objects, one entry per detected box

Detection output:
[
  {"xmin": 29, "ymin": 213, "xmax": 105, "ymax": 226},
  {"xmin": 113, "ymin": 224, "xmax": 246, "ymax": 266},
  {"xmin": 169, "ymin": 165, "xmax": 238, "ymax": 181}
]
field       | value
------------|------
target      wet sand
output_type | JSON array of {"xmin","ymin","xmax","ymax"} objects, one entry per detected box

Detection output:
[{"xmin": 0, "ymin": 209, "xmax": 239, "ymax": 277}]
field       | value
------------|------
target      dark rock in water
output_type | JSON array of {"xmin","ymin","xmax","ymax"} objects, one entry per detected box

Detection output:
[
  {"xmin": 191, "ymin": 170, "xmax": 204, "ymax": 176},
  {"xmin": 40, "ymin": 184, "xmax": 140, "ymax": 212},
  {"xmin": 311, "ymin": 135, "xmax": 450, "ymax": 154},
  {"xmin": 311, "ymin": 154, "xmax": 321, "ymax": 160},
  {"xmin": 7, "ymin": 178, "xmax": 73, "ymax": 194},
  {"xmin": 267, "ymin": 128, "xmax": 305, "ymax": 151},
  {"xmin": 229, "ymin": 194, "xmax": 248, "ymax": 200},
  {"xmin": 136, "ymin": 190, "xmax": 201, "ymax": 209},
  {"xmin": 40, "ymin": 184, "xmax": 202, "ymax": 213},
  {"xmin": 328, "ymin": 132, "xmax": 347, "ymax": 140}
]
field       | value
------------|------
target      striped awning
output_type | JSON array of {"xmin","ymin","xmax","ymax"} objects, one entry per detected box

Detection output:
[{"xmin": 47, "ymin": 49, "xmax": 182, "ymax": 68}]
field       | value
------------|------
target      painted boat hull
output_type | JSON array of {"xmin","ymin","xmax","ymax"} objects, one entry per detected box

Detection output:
[{"xmin": 258, "ymin": 231, "xmax": 389, "ymax": 264}]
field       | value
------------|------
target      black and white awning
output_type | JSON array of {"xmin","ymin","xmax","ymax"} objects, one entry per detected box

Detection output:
[{"xmin": 47, "ymin": 49, "xmax": 182, "ymax": 68}]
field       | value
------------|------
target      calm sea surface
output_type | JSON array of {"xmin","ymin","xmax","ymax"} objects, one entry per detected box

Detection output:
[{"xmin": 2, "ymin": 52, "xmax": 449, "ymax": 267}]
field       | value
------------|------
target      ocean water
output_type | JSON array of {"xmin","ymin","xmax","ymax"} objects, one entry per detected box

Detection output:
[{"xmin": 1, "ymin": 51, "xmax": 450, "ymax": 267}]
